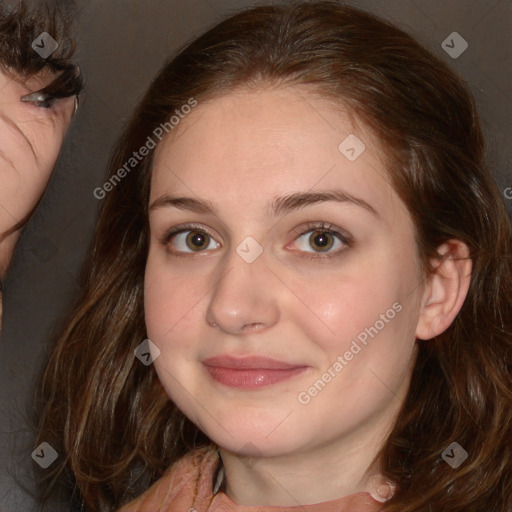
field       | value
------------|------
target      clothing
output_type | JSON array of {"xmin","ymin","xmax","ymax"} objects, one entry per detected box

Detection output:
[{"xmin": 117, "ymin": 445, "xmax": 384, "ymax": 512}]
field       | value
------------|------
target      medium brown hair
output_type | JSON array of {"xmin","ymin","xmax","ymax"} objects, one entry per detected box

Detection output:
[
  {"xmin": 0, "ymin": 0, "xmax": 81, "ymax": 87},
  {"xmin": 34, "ymin": 2, "xmax": 512, "ymax": 511}
]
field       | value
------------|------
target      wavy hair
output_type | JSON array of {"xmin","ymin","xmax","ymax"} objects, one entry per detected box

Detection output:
[{"xmin": 34, "ymin": 2, "xmax": 512, "ymax": 511}]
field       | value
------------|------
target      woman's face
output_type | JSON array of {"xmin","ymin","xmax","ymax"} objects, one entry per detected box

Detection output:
[
  {"xmin": 0, "ymin": 68, "xmax": 75, "ymax": 277},
  {"xmin": 145, "ymin": 86, "xmax": 426, "ymax": 458}
]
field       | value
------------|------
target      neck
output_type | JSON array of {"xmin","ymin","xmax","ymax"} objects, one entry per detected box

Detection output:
[{"xmin": 218, "ymin": 406, "xmax": 398, "ymax": 507}]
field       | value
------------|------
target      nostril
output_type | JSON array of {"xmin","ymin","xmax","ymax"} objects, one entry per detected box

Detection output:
[{"xmin": 242, "ymin": 322, "xmax": 264, "ymax": 331}]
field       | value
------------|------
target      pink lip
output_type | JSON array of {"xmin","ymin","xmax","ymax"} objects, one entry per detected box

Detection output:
[{"xmin": 202, "ymin": 355, "xmax": 309, "ymax": 389}]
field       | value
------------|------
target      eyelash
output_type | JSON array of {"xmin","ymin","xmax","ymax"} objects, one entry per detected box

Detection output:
[
  {"xmin": 21, "ymin": 94, "xmax": 58, "ymax": 110},
  {"xmin": 291, "ymin": 222, "xmax": 352, "ymax": 260},
  {"xmin": 38, "ymin": 99, "xmax": 57, "ymax": 109},
  {"xmin": 160, "ymin": 222, "xmax": 352, "ymax": 260}
]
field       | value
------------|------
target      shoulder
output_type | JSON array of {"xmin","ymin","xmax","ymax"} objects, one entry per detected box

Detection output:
[{"xmin": 117, "ymin": 444, "xmax": 219, "ymax": 512}]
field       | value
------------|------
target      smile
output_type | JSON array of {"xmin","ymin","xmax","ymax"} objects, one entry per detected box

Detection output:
[{"xmin": 202, "ymin": 355, "xmax": 310, "ymax": 389}]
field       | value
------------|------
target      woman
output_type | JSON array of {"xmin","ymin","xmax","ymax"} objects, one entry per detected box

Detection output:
[
  {"xmin": 0, "ymin": 0, "xmax": 82, "ymax": 328},
  {"xmin": 35, "ymin": 2, "xmax": 512, "ymax": 511}
]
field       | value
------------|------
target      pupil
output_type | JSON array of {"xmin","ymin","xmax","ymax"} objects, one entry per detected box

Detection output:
[
  {"xmin": 187, "ymin": 231, "xmax": 208, "ymax": 250},
  {"xmin": 311, "ymin": 231, "xmax": 332, "ymax": 251}
]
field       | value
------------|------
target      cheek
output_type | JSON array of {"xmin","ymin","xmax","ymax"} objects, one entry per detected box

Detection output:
[
  {"xmin": 287, "ymin": 249, "xmax": 418, "ymax": 381},
  {"xmin": 292, "ymin": 272, "xmax": 416, "ymax": 420},
  {"xmin": 144, "ymin": 253, "xmax": 209, "ymax": 347},
  {"xmin": 284, "ymin": 256, "xmax": 402, "ymax": 347},
  {"xmin": 28, "ymin": 119, "xmax": 68, "ymax": 174},
  {"xmin": 0, "ymin": 118, "xmax": 66, "ymax": 207}
]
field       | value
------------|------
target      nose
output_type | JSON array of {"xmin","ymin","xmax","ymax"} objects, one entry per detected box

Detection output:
[{"xmin": 205, "ymin": 244, "xmax": 280, "ymax": 335}]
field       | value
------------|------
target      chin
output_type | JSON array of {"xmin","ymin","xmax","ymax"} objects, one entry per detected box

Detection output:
[{"xmin": 203, "ymin": 418, "xmax": 306, "ymax": 458}]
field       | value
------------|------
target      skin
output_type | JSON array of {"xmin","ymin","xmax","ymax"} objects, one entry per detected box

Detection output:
[
  {"xmin": 0, "ymin": 67, "xmax": 75, "ymax": 327},
  {"xmin": 0, "ymin": 67, "xmax": 75, "ymax": 277},
  {"xmin": 144, "ymin": 86, "xmax": 472, "ymax": 506}
]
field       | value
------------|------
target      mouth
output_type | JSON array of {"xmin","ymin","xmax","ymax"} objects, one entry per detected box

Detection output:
[{"xmin": 201, "ymin": 355, "xmax": 309, "ymax": 389}]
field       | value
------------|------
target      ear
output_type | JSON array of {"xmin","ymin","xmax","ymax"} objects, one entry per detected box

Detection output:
[{"xmin": 415, "ymin": 239, "xmax": 472, "ymax": 341}]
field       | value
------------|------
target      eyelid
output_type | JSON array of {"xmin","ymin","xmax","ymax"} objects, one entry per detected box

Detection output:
[
  {"xmin": 20, "ymin": 91, "xmax": 56, "ymax": 108},
  {"xmin": 19, "ymin": 64, "xmax": 83, "ymax": 109},
  {"xmin": 291, "ymin": 222, "xmax": 352, "ymax": 242},
  {"xmin": 160, "ymin": 223, "xmax": 219, "ymax": 257},
  {"xmin": 162, "ymin": 222, "xmax": 217, "ymax": 240},
  {"xmin": 160, "ymin": 221, "xmax": 352, "ymax": 258},
  {"xmin": 160, "ymin": 222, "xmax": 219, "ymax": 250},
  {"xmin": 287, "ymin": 222, "xmax": 352, "ymax": 258}
]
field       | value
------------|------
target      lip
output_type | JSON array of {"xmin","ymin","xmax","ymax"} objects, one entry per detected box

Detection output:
[
  {"xmin": 202, "ymin": 355, "xmax": 305, "ymax": 370},
  {"xmin": 202, "ymin": 355, "xmax": 309, "ymax": 389}
]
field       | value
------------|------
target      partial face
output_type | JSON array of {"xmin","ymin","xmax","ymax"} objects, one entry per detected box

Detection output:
[
  {"xmin": 145, "ymin": 86, "xmax": 425, "ymax": 458},
  {"xmin": 0, "ymin": 68, "xmax": 75, "ymax": 278}
]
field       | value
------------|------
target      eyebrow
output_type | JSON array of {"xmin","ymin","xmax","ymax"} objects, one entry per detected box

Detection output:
[{"xmin": 149, "ymin": 189, "xmax": 380, "ymax": 219}]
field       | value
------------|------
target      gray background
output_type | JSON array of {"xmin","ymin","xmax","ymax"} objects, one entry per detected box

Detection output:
[{"xmin": 0, "ymin": 0, "xmax": 511, "ymax": 510}]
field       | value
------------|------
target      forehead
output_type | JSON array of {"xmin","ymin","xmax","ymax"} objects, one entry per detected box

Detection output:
[
  {"xmin": 0, "ymin": 66, "xmax": 55, "ymax": 94},
  {"xmin": 150, "ymin": 86, "xmax": 403, "ymax": 219}
]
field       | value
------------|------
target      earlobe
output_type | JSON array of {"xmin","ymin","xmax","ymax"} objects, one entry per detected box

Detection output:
[{"xmin": 415, "ymin": 240, "xmax": 472, "ymax": 341}]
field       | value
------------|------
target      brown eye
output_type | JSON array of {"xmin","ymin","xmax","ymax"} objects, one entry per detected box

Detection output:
[
  {"xmin": 185, "ymin": 231, "xmax": 211, "ymax": 251},
  {"xmin": 165, "ymin": 227, "xmax": 219, "ymax": 254},
  {"xmin": 291, "ymin": 224, "xmax": 350, "ymax": 257},
  {"xmin": 308, "ymin": 230, "xmax": 334, "ymax": 252}
]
